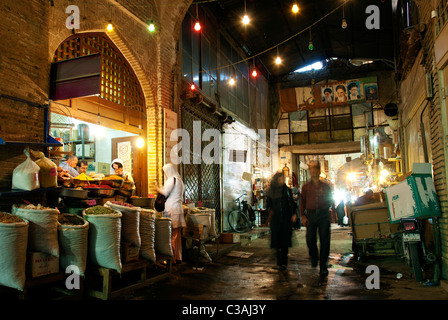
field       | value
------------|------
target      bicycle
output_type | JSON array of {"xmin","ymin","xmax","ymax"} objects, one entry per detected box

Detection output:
[{"xmin": 227, "ymin": 193, "xmax": 255, "ymax": 233}]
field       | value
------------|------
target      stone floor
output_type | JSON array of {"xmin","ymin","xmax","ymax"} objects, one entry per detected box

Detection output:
[{"xmin": 124, "ymin": 225, "xmax": 448, "ymax": 301}]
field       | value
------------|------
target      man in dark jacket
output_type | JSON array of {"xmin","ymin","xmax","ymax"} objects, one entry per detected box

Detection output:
[
  {"xmin": 300, "ymin": 161, "xmax": 333, "ymax": 277},
  {"xmin": 266, "ymin": 172, "xmax": 297, "ymax": 270}
]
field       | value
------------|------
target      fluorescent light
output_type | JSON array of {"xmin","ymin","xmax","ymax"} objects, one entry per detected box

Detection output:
[{"xmin": 295, "ymin": 61, "xmax": 323, "ymax": 73}]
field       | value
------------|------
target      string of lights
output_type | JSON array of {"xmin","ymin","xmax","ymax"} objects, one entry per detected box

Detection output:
[{"xmin": 102, "ymin": 0, "xmax": 349, "ymax": 79}]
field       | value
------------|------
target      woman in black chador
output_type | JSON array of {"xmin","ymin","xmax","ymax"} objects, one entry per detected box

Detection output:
[{"xmin": 266, "ymin": 172, "xmax": 297, "ymax": 270}]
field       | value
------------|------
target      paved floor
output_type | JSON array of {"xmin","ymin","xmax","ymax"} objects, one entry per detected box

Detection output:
[{"xmin": 127, "ymin": 225, "xmax": 448, "ymax": 301}]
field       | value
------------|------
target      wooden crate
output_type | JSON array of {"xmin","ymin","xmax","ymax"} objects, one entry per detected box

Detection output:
[{"xmin": 87, "ymin": 259, "xmax": 171, "ymax": 300}]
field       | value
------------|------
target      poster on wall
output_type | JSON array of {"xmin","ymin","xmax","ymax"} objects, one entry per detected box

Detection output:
[
  {"xmin": 117, "ymin": 141, "xmax": 133, "ymax": 175},
  {"xmin": 282, "ymin": 76, "xmax": 378, "ymax": 111},
  {"xmin": 364, "ymin": 83, "xmax": 379, "ymax": 101}
]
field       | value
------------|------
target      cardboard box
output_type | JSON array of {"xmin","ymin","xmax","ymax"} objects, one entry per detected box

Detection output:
[
  {"xmin": 27, "ymin": 252, "xmax": 59, "ymax": 278},
  {"xmin": 349, "ymin": 204, "xmax": 399, "ymax": 240},
  {"xmin": 219, "ymin": 233, "xmax": 241, "ymax": 244},
  {"xmin": 87, "ymin": 162, "xmax": 110, "ymax": 175}
]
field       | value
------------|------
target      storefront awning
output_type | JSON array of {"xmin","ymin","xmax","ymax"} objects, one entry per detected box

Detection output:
[{"xmin": 50, "ymin": 54, "xmax": 101, "ymax": 101}]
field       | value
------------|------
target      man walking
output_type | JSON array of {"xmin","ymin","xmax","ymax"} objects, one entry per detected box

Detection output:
[{"xmin": 300, "ymin": 161, "xmax": 334, "ymax": 277}]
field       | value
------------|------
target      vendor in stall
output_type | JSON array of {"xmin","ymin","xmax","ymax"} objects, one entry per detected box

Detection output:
[
  {"xmin": 60, "ymin": 155, "xmax": 79, "ymax": 178},
  {"xmin": 111, "ymin": 158, "xmax": 134, "ymax": 182},
  {"xmin": 76, "ymin": 160, "xmax": 88, "ymax": 174}
]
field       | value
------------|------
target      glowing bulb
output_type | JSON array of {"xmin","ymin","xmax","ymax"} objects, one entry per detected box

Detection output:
[
  {"xmin": 229, "ymin": 77, "xmax": 235, "ymax": 86},
  {"xmin": 194, "ymin": 21, "xmax": 201, "ymax": 31},
  {"xmin": 308, "ymin": 40, "xmax": 314, "ymax": 51},
  {"xmin": 347, "ymin": 172, "xmax": 356, "ymax": 182},
  {"xmin": 251, "ymin": 69, "xmax": 258, "ymax": 77},
  {"xmin": 95, "ymin": 125, "xmax": 105, "ymax": 138},
  {"xmin": 292, "ymin": 4, "xmax": 299, "ymax": 14},
  {"xmin": 381, "ymin": 169, "xmax": 390, "ymax": 178},
  {"xmin": 148, "ymin": 21, "xmax": 155, "ymax": 32},
  {"xmin": 275, "ymin": 56, "xmax": 282, "ymax": 64},
  {"xmin": 243, "ymin": 14, "xmax": 250, "ymax": 25},
  {"xmin": 190, "ymin": 83, "xmax": 196, "ymax": 90},
  {"xmin": 342, "ymin": 18, "xmax": 348, "ymax": 29},
  {"xmin": 106, "ymin": 23, "xmax": 113, "ymax": 32},
  {"xmin": 136, "ymin": 136, "xmax": 144, "ymax": 148}
]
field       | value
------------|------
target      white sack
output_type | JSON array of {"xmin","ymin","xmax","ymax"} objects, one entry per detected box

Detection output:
[
  {"xmin": 0, "ymin": 216, "xmax": 28, "ymax": 291},
  {"xmin": 12, "ymin": 148, "xmax": 40, "ymax": 191},
  {"xmin": 139, "ymin": 209, "xmax": 156, "ymax": 262},
  {"xmin": 155, "ymin": 217, "xmax": 173, "ymax": 257},
  {"xmin": 12, "ymin": 204, "xmax": 59, "ymax": 257},
  {"xmin": 104, "ymin": 201, "xmax": 141, "ymax": 248},
  {"xmin": 57, "ymin": 214, "xmax": 89, "ymax": 276},
  {"xmin": 83, "ymin": 209, "xmax": 122, "ymax": 273}
]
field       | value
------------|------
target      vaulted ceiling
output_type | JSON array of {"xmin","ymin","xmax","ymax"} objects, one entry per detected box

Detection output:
[{"xmin": 204, "ymin": 0, "xmax": 396, "ymax": 81}]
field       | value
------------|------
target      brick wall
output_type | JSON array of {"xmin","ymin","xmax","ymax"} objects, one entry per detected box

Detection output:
[{"xmin": 409, "ymin": 0, "xmax": 448, "ymax": 279}]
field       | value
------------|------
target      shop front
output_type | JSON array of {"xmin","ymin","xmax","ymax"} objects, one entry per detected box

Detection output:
[{"xmin": 49, "ymin": 32, "xmax": 149, "ymax": 199}]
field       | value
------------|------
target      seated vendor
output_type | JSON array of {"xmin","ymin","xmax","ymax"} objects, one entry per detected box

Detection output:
[
  {"xmin": 60, "ymin": 155, "xmax": 79, "ymax": 178},
  {"xmin": 111, "ymin": 158, "xmax": 134, "ymax": 182},
  {"xmin": 76, "ymin": 160, "xmax": 88, "ymax": 174}
]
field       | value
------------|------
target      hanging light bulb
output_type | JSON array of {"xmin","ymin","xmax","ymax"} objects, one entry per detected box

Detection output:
[
  {"xmin": 148, "ymin": 20, "xmax": 155, "ymax": 32},
  {"xmin": 251, "ymin": 69, "xmax": 258, "ymax": 77},
  {"xmin": 137, "ymin": 136, "xmax": 144, "ymax": 148},
  {"xmin": 243, "ymin": 14, "xmax": 250, "ymax": 25},
  {"xmin": 251, "ymin": 58, "xmax": 258, "ymax": 77},
  {"xmin": 190, "ymin": 83, "xmax": 196, "ymax": 91},
  {"xmin": 136, "ymin": 124, "xmax": 144, "ymax": 148},
  {"xmin": 106, "ymin": 21, "xmax": 113, "ymax": 32},
  {"xmin": 229, "ymin": 77, "xmax": 235, "ymax": 86},
  {"xmin": 242, "ymin": 0, "xmax": 250, "ymax": 24},
  {"xmin": 275, "ymin": 47, "xmax": 281, "ymax": 65},
  {"xmin": 292, "ymin": 4, "xmax": 299, "ymax": 14},
  {"xmin": 308, "ymin": 40, "xmax": 314, "ymax": 51},
  {"xmin": 308, "ymin": 28, "xmax": 314, "ymax": 50},
  {"xmin": 194, "ymin": 4, "xmax": 201, "ymax": 32},
  {"xmin": 194, "ymin": 21, "xmax": 201, "ymax": 31},
  {"xmin": 341, "ymin": 5, "xmax": 348, "ymax": 29}
]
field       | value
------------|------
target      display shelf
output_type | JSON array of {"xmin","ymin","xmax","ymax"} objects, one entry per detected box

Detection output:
[
  {"xmin": 0, "ymin": 136, "xmax": 63, "ymax": 147},
  {"xmin": 0, "ymin": 187, "xmax": 61, "ymax": 197}
]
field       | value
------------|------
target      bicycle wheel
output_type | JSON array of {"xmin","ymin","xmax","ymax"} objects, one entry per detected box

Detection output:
[{"xmin": 228, "ymin": 210, "xmax": 251, "ymax": 233}]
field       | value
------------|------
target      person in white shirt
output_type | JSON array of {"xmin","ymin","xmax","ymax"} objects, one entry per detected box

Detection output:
[
  {"xmin": 157, "ymin": 163, "xmax": 186, "ymax": 264},
  {"xmin": 60, "ymin": 155, "xmax": 79, "ymax": 177}
]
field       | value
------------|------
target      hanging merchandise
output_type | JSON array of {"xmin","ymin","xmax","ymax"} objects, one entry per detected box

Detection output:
[
  {"xmin": 155, "ymin": 217, "xmax": 173, "ymax": 257},
  {"xmin": 12, "ymin": 204, "xmax": 60, "ymax": 257},
  {"xmin": 0, "ymin": 212, "xmax": 29, "ymax": 291},
  {"xmin": 105, "ymin": 201, "xmax": 141, "ymax": 248},
  {"xmin": 83, "ymin": 206, "xmax": 122, "ymax": 273},
  {"xmin": 12, "ymin": 148, "xmax": 40, "ymax": 191},
  {"xmin": 31, "ymin": 150, "xmax": 58, "ymax": 188},
  {"xmin": 57, "ymin": 214, "xmax": 89, "ymax": 276},
  {"xmin": 139, "ymin": 209, "xmax": 156, "ymax": 262}
]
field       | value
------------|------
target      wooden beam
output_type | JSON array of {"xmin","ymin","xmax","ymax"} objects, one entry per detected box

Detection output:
[{"xmin": 282, "ymin": 140, "xmax": 361, "ymax": 155}]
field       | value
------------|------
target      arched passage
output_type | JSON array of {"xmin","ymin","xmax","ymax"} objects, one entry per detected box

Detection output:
[{"xmin": 49, "ymin": 32, "xmax": 151, "ymax": 196}]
